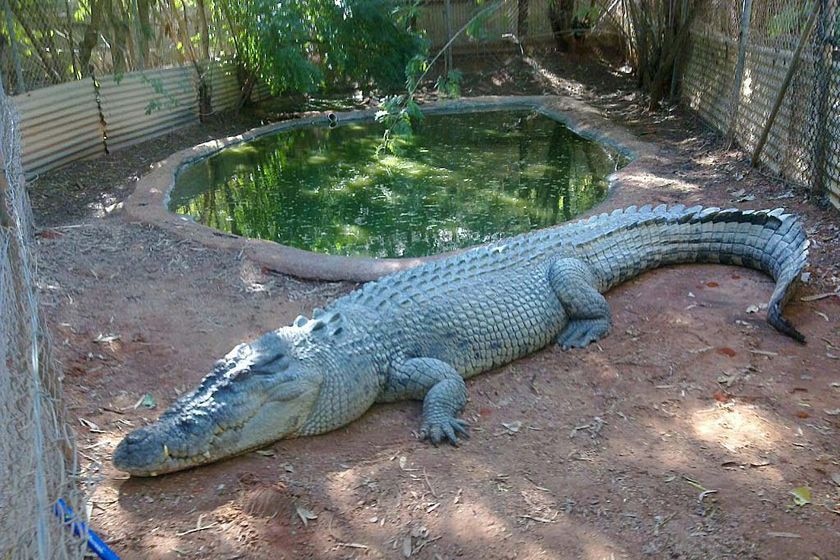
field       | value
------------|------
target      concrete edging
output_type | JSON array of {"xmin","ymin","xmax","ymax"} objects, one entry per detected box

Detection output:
[{"xmin": 124, "ymin": 96, "xmax": 660, "ymax": 282}]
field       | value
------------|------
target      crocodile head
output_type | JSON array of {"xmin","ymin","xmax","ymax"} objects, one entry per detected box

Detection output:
[{"xmin": 113, "ymin": 328, "xmax": 324, "ymax": 476}]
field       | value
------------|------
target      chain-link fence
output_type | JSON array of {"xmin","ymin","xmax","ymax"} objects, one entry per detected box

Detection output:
[
  {"xmin": 1, "ymin": 0, "xmax": 626, "ymax": 95},
  {"xmin": 421, "ymin": 0, "xmax": 625, "ymax": 57},
  {"xmin": 684, "ymin": 0, "xmax": 840, "ymax": 209},
  {"xmin": 0, "ymin": 81, "xmax": 87, "ymax": 558},
  {"xmin": 0, "ymin": 0, "xmax": 224, "ymax": 94}
]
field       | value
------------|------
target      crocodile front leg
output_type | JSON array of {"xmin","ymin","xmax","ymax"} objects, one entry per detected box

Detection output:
[
  {"xmin": 549, "ymin": 257, "xmax": 612, "ymax": 350},
  {"xmin": 377, "ymin": 357, "xmax": 469, "ymax": 445}
]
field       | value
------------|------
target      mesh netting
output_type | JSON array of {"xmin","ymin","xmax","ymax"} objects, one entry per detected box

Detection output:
[
  {"xmin": 688, "ymin": 0, "xmax": 840, "ymax": 207},
  {"xmin": 0, "ymin": 79, "xmax": 86, "ymax": 558},
  {"xmin": 0, "ymin": 0, "xmax": 224, "ymax": 94}
]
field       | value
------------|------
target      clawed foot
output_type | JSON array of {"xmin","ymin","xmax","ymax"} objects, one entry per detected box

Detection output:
[
  {"xmin": 556, "ymin": 318, "xmax": 610, "ymax": 350},
  {"xmin": 420, "ymin": 416, "xmax": 470, "ymax": 446}
]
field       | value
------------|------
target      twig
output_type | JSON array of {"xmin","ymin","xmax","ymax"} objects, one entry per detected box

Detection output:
[
  {"xmin": 175, "ymin": 522, "xmax": 218, "ymax": 537},
  {"xmin": 335, "ymin": 542, "xmax": 370, "ymax": 550},
  {"xmin": 801, "ymin": 291, "xmax": 840, "ymax": 302},
  {"xmin": 517, "ymin": 513, "xmax": 558, "ymax": 523},
  {"xmin": 423, "ymin": 468, "xmax": 438, "ymax": 499}
]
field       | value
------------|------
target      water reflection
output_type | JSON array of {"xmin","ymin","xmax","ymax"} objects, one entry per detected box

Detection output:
[{"xmin": 170, "ymin": 111, "xmax": 624, "ymax": 258}]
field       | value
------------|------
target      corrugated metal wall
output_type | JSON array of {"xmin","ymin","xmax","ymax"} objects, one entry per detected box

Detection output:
[
  {"xmin": 13, "ymin": 79, "xmax": 103, "ymax": 178},
  {"xmin": 418, "ymin": 0, "xmax": 556, "ymax": 50},
  {"xmin": 207, "ymin": 61, "xmax": 240, "ymax": 114},
  {"xmin": 98, "ymin": 67, "xmax": 200, "ymax": 152},
  {"xmin": 10, "ymin": 63, "xmax": 245, "ymax": 178}
]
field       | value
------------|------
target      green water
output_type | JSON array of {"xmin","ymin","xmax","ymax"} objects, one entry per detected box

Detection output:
[{"xmin": 169, "ymin": 110, "xmax": 624, "ymax": 258}]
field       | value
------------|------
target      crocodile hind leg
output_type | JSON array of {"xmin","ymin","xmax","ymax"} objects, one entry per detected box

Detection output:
[
  {"xmin": 377, "ymin": 357, "xmax": 469, "ymax": 445},
  {"xmin": 549, "ymin": 257, "xmax": 612, "ymax": 350}
]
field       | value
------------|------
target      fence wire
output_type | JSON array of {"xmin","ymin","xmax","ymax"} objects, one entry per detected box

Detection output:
[
  {"xmin": 0, "ymin": 80, "xmax": 86, "ymax": 558},
  {"xmin": 688, "ymin": 0, "xmax": 840, "ymax": 208},
  {"xmin": 0, "ymin": 0, "xmax": 224, "ymax": 95}
]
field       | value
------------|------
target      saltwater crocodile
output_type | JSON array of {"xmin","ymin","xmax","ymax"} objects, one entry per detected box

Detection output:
[{"xmin": 114, "ymin": 204, "xmax": 809, "ymax": 476}]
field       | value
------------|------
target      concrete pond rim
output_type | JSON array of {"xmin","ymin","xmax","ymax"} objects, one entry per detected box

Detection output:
[{"xmin": 124, "ymin": 95, "xmax": 660, "ymax": 282}]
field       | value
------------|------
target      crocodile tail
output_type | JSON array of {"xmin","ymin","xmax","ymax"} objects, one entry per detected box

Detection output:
[
  {"xmin": 694, "ymin": 207, "xmax": 808, "ymax": 343},
  {"xmin": 759, "ymin": 210, "xmax": 809, "ymax": 343},
  {"xmin": 580, "ymin": 205, "xmax": 809, "ymax": 343}
]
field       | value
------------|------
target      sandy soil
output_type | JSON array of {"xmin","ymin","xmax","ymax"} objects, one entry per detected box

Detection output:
[{"xmin": 32, "ymin": 50, "xmax": 840, "ymax": 559}]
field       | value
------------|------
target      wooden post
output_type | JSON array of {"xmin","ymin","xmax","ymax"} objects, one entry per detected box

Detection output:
[
  {"xmin": 444, "ymin": 0, "xmax": 453, "ymax": 73},
  {"xmin": 751, "ymin": 1, "xmax": 820, "ymax": 167},
  {"xmin": 726, "ymin": 0, "xmax": 753, "ymax": 145}
]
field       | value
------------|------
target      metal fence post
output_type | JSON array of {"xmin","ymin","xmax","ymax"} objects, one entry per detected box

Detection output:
[
  {"xmin": 726, "ymin": 0, "xmax": 753, "ymax": 144},
  {"xmin": 751, "ymin": 1, "xmax": 820, "ymax": 167},
  {"xmin": 812, "ymin": 0, "xmax": 837, "ymax": 198}
]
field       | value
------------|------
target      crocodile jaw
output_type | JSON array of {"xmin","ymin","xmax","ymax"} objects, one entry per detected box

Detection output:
[
  {"xmin": 114, "ymin": 375, "xmax": 321, "ymax": 476},
  {"xmin": 114, "ymin": 331, "xmax": 323, "ymax": 476}
]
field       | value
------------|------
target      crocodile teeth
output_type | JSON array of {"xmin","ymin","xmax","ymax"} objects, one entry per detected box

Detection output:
[{"xmin": 163, "ymin": 444, "xmax": 169, "ymax": 458}]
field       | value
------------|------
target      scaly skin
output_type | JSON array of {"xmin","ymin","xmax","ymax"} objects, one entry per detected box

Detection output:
[{"xmin": 114, "ymin": 204, "xmax": 809, "ymax": 476}]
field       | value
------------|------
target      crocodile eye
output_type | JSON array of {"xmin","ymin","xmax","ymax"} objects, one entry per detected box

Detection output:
[{"xmin": 250, "ymin": 353, "xmax": 288, "ymax": 375}]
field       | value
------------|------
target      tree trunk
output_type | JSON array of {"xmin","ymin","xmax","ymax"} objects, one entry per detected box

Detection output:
[
  {"xmin": 548, "ymin": 0, "xmax": 575, "ymax": 51},
  {"xmin": 104, "ymin": 0, "xmax": 130, "ymax": 75},
  {"xmin": 78, "ymin": 0, "xmax": 104, "ymax": 76},
  {"xmin": 196, "ymin": 0, "xmax": 210, "ymax": 60},
  {"xmin": 648, "ymin": 0, "xmax": 704, "ymax": 108},
  {"xmin": 136, "ymin": 0, "xmax": 152, "ymax": 66},
  {"xmin": 517, "ymin": 0, "xmax": 529, "ymax": 41}
]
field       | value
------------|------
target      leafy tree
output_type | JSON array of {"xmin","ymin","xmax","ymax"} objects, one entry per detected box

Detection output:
[{"xmin": 216, "ymin": 0, "xmax": 426, "ymax": 105}]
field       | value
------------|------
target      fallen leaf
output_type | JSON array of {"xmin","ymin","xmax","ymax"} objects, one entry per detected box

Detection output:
[
  {"xmin": 716, "ymin": 347, "xmax": 737, "ymax": 357},
  {"xmin": 94, "ymin": 333, "xmax": 120, "ymax": 344},
  {"xmin": 501, "ymin": 421, "xmax": 522, "ymax": 433},
  {"xmin": 254, "ymin": 449, "xmax": 275, "ymax": 457},
  {"xmin": 830, "ymin": 473, "xmax": 840, "ymax": 487},
  {"xmin": 712, "ymin": 389, "xmax": 730, "ymax": 403},
  {"xmin": 134, "ymin": 393, "xmax": 156, "ymax": 409},
  {"xmin": 78, "ymin": 417, "xmax": 103, "ymax": 433},
  {"xmin": 295, "ymin": 505, "xmax": 317, "ymax": 526},
  {"xmin": 790, "ymin": 486, "xmax": 812, "ymax": 507}
]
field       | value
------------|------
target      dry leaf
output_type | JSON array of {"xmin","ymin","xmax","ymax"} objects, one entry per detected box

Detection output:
[
  {"xmin": 790, "ymin": 486, "xmax": 812, "ymax": 507},
  {"xmin": 295, "ymin": 504, "xmax": 317, "ymax": 526}
]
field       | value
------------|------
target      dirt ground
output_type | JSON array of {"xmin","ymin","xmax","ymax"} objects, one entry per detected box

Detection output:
[{"xmin": 31, "ymin": 50, "xmax": 840, "ymax": 559}]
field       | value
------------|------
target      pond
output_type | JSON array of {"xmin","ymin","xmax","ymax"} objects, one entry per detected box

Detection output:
[{"xmin": 169, "ymin": 110, "xmax": 625, "ymax": 258}]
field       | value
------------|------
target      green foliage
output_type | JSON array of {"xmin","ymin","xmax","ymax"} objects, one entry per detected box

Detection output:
[
  {"xmin": 435, "ymin": 70, "xmax": 463, "ymax": 98},
  {"xmin": 374, "ymin": 1, "xmax": 507, "ymax": 153},
  {"xmin": 217, "ymin": 0, "xmax": 426, "ymax": 97},
  {"xmin": 375, "ymin": 94, "xmax": 424, "ymax": 154},
  {"xmin": 768, "ymin": 2, "xmax": 812, "ymax": 37}
]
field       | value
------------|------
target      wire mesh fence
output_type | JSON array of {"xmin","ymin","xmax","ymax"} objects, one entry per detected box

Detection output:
[
  {"xmin": 0, "ymin": 80, "xmax": 87, "ymax": 558},
  {"xmin": 686, "ymin": 0, "xmax": 840, "ymax": 209},
  {"xmin": 1, "ymin": 0, "xmax": 626, "ymax": 94},
  {"xmin": 0, "ymin": 0, "xmax": 225, "ymax": 94}
]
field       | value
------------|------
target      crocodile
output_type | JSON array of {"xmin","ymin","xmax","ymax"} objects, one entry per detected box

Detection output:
[{"xmin": 114, "ymin": 204, "xmax": 809, "ymax": 476}]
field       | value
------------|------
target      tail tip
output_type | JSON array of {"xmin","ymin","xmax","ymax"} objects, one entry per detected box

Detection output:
[{"xmin": 768, "ymin": 303, "xmax": 806, "ymax": 344}]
